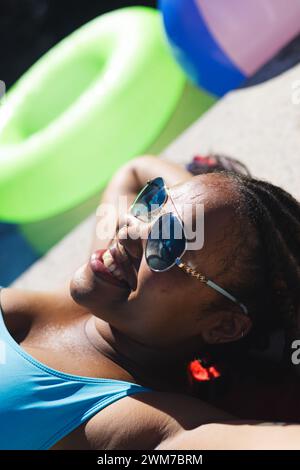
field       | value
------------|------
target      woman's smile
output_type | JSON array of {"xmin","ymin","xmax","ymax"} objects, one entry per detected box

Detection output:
[
  {"xmin": 90, "ymin": 248, "xmax": 131, "ymax": 290},
  {"xmin": 89, "ymin": 236, "xmax": 140, "ymax": 292}
]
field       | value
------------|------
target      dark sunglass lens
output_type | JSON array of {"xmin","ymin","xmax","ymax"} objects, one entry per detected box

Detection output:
[
  {"xmin": 130, "ymin": 177, "xmax": 166, "ymax": 221},
  {"xmin": 146, "ymin": 213, "xmax": 186, "ymax": 271}
]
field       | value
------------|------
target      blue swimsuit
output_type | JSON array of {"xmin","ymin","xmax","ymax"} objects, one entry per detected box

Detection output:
[{"xmin": 0, "ymin": 291, "xmax": 150, "ymax": 450}]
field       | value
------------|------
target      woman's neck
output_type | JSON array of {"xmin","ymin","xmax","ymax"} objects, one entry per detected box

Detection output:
[{"xmin": 88, "ymin": 315, "xmax": 192, "ymax": 392}]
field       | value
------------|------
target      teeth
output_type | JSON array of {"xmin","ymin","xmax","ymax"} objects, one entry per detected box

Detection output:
[
  {"xmin": 107, "ymin": 263, "xmax": 117, "ymax": 272},
  {"xmin": 103, "ymin": 250, "xmax": 114, "ymax": 266},
  {"xmin": 102, "ymin": 248, "xmax": 125, "ymax": 281},
  {"xmin": 118, "ymin": 242, "xmax": 127, "ymax": 258}
]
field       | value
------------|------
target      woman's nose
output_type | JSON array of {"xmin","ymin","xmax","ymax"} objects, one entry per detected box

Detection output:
[{"xmin": 117, "ymin": 213, "xmax": 148, "ymax": 260}]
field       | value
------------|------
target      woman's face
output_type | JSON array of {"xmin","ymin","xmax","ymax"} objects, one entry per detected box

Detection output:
[{"xmin": 70, "ymin": 174, "xmax": 252, "ymax": 350}]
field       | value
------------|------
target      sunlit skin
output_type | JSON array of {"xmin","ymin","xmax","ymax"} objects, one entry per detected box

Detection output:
[{"xmin": 1, "ymin": 157, "xmax": 298, "ymax": 449}]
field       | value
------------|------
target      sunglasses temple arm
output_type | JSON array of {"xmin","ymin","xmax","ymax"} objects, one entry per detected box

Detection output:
[{"xmin": 206, "ymin": 280, "xmax": 248, "ymax": 315}]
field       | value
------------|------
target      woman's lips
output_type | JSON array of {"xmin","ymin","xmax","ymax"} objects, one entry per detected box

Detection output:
[{"xmin": 90, "ymin": 249, "xmax": 130, "ymax": 290}]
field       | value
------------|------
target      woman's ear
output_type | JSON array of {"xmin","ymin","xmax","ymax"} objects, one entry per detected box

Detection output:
[{"xmin": 202, "ymin": 310, "xmax": 252, "ymax": 345}]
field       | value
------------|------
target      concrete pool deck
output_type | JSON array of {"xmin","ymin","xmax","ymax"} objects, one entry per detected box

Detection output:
[{"xmin": 13, "ymin": 62, "xmax": 300, "ymax": 291}]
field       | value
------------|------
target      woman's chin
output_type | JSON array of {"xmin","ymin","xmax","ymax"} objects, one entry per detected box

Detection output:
[
  {"xmin": 70, "ymin": 263, "xmax": 129, "ymax": 311},
  {"xmin": 70, "ymin": 263, "xmax": 96, "ymax": 306}
]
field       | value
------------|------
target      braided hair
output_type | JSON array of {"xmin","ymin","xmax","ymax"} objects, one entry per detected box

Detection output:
[
  {"xmin": 227, "ymin": 172, "xmax": 300, "ymax": 349},
  {"xmin": 187, "ymin": 155, "xmax": 300, "ymax": 397}
]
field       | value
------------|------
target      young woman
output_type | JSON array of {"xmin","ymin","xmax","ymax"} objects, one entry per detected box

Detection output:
[{"xmin": 0, "ymin": 156, "xmax": 299, "ymax": 450}]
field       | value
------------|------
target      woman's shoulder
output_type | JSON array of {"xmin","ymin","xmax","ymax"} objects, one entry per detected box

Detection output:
[
  {"xmin": 0, "ymin": 287, "xmax": 83, "ymax": 335},
  {"xmin": 1, "ymin": 285, "xmax": 87, "ymax": 314}
]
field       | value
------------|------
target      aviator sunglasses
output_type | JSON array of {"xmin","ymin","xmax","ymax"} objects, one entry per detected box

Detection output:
[{"xmin": 130, "ymin": 177, "xmax": 248, "ymax": 315}]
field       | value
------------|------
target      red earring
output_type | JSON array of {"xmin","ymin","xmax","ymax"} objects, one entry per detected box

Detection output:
[{"xmin": 188, "ymin": 358, "xmax": 221, "ymax": 383}]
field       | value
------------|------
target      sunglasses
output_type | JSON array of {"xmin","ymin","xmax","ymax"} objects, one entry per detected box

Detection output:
[{"xmin": 130, "ymin": 177, "xmax": 248, "ymax": 315}]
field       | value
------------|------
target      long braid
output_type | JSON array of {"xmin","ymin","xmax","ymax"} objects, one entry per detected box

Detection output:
[
  {"xmin": 246, "ymin": 181, "xmax": 300, "ymax": 267},
  {"xmin": 258, "ymin": 180, "xmax": 300, "ymax": 221},
  {"xmin": 229, "ymin": 173, "xmax": 300, "ymax": 348},
  {"xmin": 247, "ymin": 182, "xmax": 300, "ymax": 294}
]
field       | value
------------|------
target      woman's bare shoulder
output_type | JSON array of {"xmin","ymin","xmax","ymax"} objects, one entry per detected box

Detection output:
[
  {"xmin": 84, "ymin": 389, "xmax": 232, "ymax": 450},
  {"xmin": 1, "ymin": 285, "xmax": 88, "ymax": 313},
  {"xmin": 0, "ymin": 287, "xmax": 84, "ymax": 334}
]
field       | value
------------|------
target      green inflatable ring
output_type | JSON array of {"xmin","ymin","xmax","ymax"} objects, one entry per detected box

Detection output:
[{"xmin": 0, "ymin": 7, "xmax": 184, "ymax": 223}]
